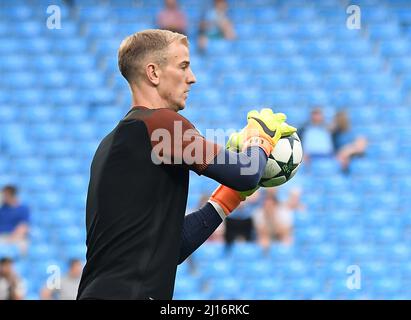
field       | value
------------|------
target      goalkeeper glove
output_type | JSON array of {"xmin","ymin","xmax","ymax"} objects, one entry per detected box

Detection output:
[{"xmin": 231, "ymin": 108, "xmax": 297, "ymax": 156}]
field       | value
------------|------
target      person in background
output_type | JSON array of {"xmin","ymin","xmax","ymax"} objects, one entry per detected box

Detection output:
[
  {"xmin": 0, "ymin": 257, "xmax": 26, "ymax": 300},
  {"xmin": 331, "ymin": 110, "xmax": 368, "ymax": 172},
  {"xmin": 0, "ymin": 185, "xmax": 30, "ymax": 255},
  {"xmin": 299, "ymin": 107, "xmax": 334, "ymax": 164},
  {"xmin": 198, "ymin": 0, "xmax": 236, "ymax": 53},
  {"xmin": 157, "ymin": 0, "xmax": 188, "ymax": 35},
  {"xmin": 253, "ymin": 188, "xmax": 304, "ymax": 248},
  {"xmin": 224, "ymin": 190, "xmax": 261, "ymax": 246},
  {"xmin": 41, "ymin": 259, "xmax": 83, "ymax": 300}
]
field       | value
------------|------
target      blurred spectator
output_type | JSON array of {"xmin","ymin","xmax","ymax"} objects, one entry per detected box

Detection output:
[
  {"xmin": 224, "ymin": 191, "xmax": 260, "ymax": 246},
  {"xmin": 157, "ymin": 0, "xmax": 188, "ymax": 35},
  {"xmin": 0, "ymin": 257, "xmax": 25, "ymax": 300},
  {"xmin": 253, "ymin": 188, "xmax": 304, "ymax": 248},
  {"xmin": 0, "ymin": 185, "xmax": 30, "ymax": 255},
  {"xmin": 331, "ymin": 110, "xmax": 368, "ymax": 171},
  {"xmin": 198, "ymin": 0, "xmax": 236, "ymax": 53},
  {"xmin": 300, "ymin": 108, "xmax": 334, "ymax": 162},
  {"xmin": 40, "ymin": 259, "xmax": 83, "ymax": 300}
]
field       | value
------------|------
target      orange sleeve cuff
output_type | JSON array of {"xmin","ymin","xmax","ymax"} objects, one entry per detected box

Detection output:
[{"xmin": 210, "ymin": 185, "xmax": 243, "ymax": 216}]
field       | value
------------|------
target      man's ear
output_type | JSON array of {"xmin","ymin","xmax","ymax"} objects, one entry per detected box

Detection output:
[{"xmin": 146, "ymin": 63, "xmax": 161, "ymax": 86}]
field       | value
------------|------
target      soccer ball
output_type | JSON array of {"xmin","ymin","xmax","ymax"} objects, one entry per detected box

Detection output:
[{"xmin": 258, "ymin": 133, "xmax": 303, "ymax": 188}]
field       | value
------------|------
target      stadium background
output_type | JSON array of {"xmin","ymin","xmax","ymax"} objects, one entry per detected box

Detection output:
[{"xmin": 0, "ymin": 0, "xmax": 411, "ymax": 299}]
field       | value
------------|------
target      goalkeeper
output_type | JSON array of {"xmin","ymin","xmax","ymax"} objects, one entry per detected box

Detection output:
[{"xmin": 77, "ymin": 29, "xmax": 296, "ymax": 300}]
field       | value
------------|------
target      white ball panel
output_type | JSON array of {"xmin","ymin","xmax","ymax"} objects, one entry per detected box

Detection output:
[
  {"xmin": 271, "ymin": 139, "xmax": 292, "ymax": 163},
  {"xmin": 262, "ymin": 158, "xmax": 282, "ymax": 179},
  {"xmin": 292, "ymin": 140, "xmax": 303, "ymax": 165}
]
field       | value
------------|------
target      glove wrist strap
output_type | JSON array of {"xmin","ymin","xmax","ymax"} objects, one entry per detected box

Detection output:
[{"xmin": 210, "ymin": 185, "xmax": 243, "ymax": 216}]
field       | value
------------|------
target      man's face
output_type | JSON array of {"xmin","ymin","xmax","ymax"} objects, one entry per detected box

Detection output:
[
  {"xmin": 0, "ymin": 262, "xmax": 13, "ymax": 276},
  {"xmin": 311, "ymin": 110, "xmax": 324, "ymax": 125},
  {"xmin": 2, "ymin": 190, "xmax": 14, "ymax": 206},
  {"xmin": 158, "ymin": 41, "xmax": 196, "ymax": 111}
]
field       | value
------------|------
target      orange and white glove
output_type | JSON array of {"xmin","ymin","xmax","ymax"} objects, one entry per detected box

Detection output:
[
  {"xmin": 208, "ymin": 185, "xmax": 259, "ymax": 218},
  {"xmin": 234, "ymin": 108, "xmax": 297, "ymax": 156}
]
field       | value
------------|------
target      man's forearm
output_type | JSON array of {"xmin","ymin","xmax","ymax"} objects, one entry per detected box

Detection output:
[
  {"xmin": 178, "ymin": 202, "xmax": 225, "ymax": 264},
  {"xmin": 202, "ymin": 146, "xmax": 267, "ymax": 191}
]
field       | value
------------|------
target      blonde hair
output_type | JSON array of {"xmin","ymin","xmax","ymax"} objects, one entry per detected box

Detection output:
[
  {"xmin": 118, "ymin": 29, "xmax": 187, "ymax": 84},
  {"xmin": 335, "ymin": 110, "xmax": 350, "ymax": 132}
]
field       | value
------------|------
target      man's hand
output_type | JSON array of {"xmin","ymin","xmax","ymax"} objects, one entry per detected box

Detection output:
[{"xmin": 230, "ymin": 108, "xmax": 297, "ymax": 156}]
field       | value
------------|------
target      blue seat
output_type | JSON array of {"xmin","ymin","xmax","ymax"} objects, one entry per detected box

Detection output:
[
  {"xmin": 174, "ymin": 276, "xmax": 201, "ymax": 294},
  {"xmin": 299, "ymin": 40, "xmax": 335, "ymax": 56},
  {"xmin": 350, "ymin": 159, "xmax": 378, "ymax": 176},
  {"xmin": 24, "ymin": 38, "xmax": 50, "ymax": 53},
  {"xmin": 85, "ymin": 22, "xmax": 115, "ymax": 38},
  {"xmin": 357, "ymin": 74, "xmax": 393, "ymax": 90},
  {"xmin": 368, "ymin": 23, "xmax": 400, "ymax": 39},
  {"xmin": 1, "ymin": 72, "xmax": 35, "ymax": 88},
  {"xmin": 0, "ymin": 55, "xmax": 27, "ymax": 71},
  {"xmin": 0, "ymin": 106, "xmax": 18, "ymax": 122},
  {"xmin": 266, "ymin": 40, "xmax": 298, "ymax": 56},
  {"xmin": 37, "ymin": 71, "xmax": 67, "ymax": 88},
  {"xmin": 197, "ymin": 261, "xmax": 232, "ymax": 279},
  {"xmin": 78, "ymin": 6, "xmax": 110, "ymax": 21},
  {"xmin": 380, "ymin": 40, "xmax": 410, "ymax": 56},
  {"xmin": 20, "ymin": 175, "xmax": 54, "ymax": 191},
  {"xmin": 1, "ymin": 5, "xmax": 32, "ymax": 20},
  {"xmin": 248, "ymin": 278, "xmax": 283, "ymax": 295},
  {"xmin": 207, "ymin": 277, "xmax": 242, "ymax": 299},
  {"xmin": 309, "ymin": 243, "xmax": 339, "ymax": 262},
  {"xmin": 13, "ymin": 21, "xmax": 42, "ymax": 37},
  {"xmin": 337, "ymin": 227, "xmax": 363, "ymax": 245},
  {"xmin": 192, "ymin": 243, "xmax": 225, "ymax": 262},
  {"xmin": 31, "ymin": 55, "xmax": 58, "ymax": 71},
  {"xmin": 69, "ymin": 71, "xmax": 104, "ymax": 89},
  {"xmin": 32, "ymin": 193, "xmax": 62, "ymax": 211},
  {"xmin": 310, "ymin": 159, "xmax": 340, "ymax": 176},
  {"xmin": 310, "ymin": 56, "xmax": 346, "ymax": 73},
  {"xmin": 234, "ymin": 261, "xmax": 273, "ymax": 278},
  {"xmin": 22, "ymin": 106, "xmax": 54, "ymax": 123},
  {"xmin": 54, "ymin": 39, "xmax": 88, "ymax": 53},
  {"xmin": 39, "ymin": 141, "xmax": 73, "ymax": 157},
  {"xmin": 292, "ymin": 277, "xmax": 321, "ymax": 294},
  {"xmin": 229, "ymin": 243, "xmax": 264, "ymax": 262},
  {"xmin": 325, "ymin": 73, "xmax": 357, "ymax": 90},
  {"xmin": 28, "ymin": 244, "xmax": 55, "ymax": 261},
  {"xmin": 391, "ymin": 57, "xmax": 411, "ymax": 74},
  {"xmin": 295, "ymin": 227, "xmax": 325, "ymax": 244},
  {"xmin": 56, "ymin": 227, "xmax": 85, "ymax": 245},
  {"xmin": 45, "ymin": 89, "xmax": 77, "ymax": 105},
  {"xmin": 13, "ymin": 157, "xmax": 45, "ymax": 175},
  {"xmin": 262, "ymin": 90, "xmax": 296, "ymax": 107},
  {"xmin": 56, "ymin": 106, "xmax": 89, "ymax": 123},
  {"xmin": 336, "ymin": 40, "xmax": 372, "ymax": 56},
  {"xmin": 30, "ymin": 124, "xmax": 62, "ymax": 141},
  {"xmin": 49, "ymin": 158, "xmax": 80, "ymax": 175}
]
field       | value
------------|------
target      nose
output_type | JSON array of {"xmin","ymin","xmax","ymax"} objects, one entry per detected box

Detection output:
[{"xmin": 187, "ymin": 67, "xmax": 196, "ymax": 84}]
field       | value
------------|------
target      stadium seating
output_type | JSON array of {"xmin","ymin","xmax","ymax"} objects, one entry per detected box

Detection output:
[{"xmin": 0, "ymin": 0, "xmax": 410, "ymax": 299}]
